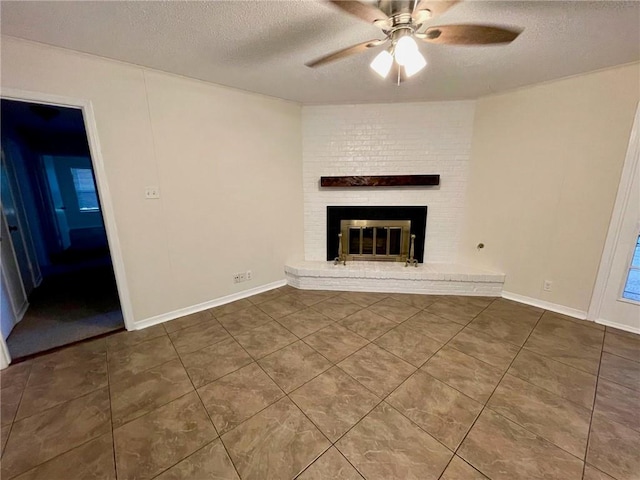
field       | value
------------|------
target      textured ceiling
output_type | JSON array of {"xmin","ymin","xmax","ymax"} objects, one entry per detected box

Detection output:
[{"xmin": 1, "ymin": 1, "xmax": 639, "ymax": 104}]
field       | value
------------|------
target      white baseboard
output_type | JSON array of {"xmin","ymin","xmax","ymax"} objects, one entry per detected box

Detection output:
[
  {"xmin": 594, "ymin": 318, "xmax": 640, "ymax": 335},
  {"xmin": 501, "ymin": 291, "xmax": 590, "ymax": 321},
  {"xmin": 133, "ymin": 279, "xmax": 287, "ymax": 331}
]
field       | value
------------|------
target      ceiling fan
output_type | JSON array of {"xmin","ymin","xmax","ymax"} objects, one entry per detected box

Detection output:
[{"xmin": 306, "ymin": 0, "xmax": 522, "ymax": 84}]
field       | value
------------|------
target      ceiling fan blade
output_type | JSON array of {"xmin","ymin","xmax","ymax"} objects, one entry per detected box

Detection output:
[
  {"xmin": 328, "ymin": 1, "xmax": 389, "ymax": 24},
  {"xmin": 413, "ymin": 0, "xmax": 460, "ymax": 20},
  {"xmin": 421, "ymin": 24, "xmax": 522, "ymax": 45},
  {"xmin": 306, "ymin": 40, "xmax": 382, "ymax": 68}
]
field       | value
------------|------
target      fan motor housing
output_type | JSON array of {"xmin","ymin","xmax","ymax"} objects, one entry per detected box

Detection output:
[{"xmin": 378, "ymin": 0, "xmax": 419, "ymax": 16}]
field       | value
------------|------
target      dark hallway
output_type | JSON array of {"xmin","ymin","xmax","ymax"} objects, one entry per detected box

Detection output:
[{"xmin": 1, "ymin": 98, "xmax": 124, "ymax": 359}]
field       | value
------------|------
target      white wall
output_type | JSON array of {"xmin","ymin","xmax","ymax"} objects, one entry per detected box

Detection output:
[
  {"xmin": 302, "ymin": 101, "xmax": 475, "ymax": 263},
  {"xmin": 1, "ymin": 37, "xmax": 304, "ymax": 325},
  {"xmin": 460, "ymin": 63, "xmax": 640, "ymax": 313}
]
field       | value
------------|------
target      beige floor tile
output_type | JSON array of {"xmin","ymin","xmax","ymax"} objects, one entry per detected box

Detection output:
[
  {"xmin": 298, "ymin": 447, "xmax": 363, "ymax": 479},
  {"xmin": 110, "ymin": 359, "xmax": 193, "ymax": 428},
  {"xmin": 246, "ymin": 288, "xmax": 285, "ymax": 305},
  {"xmin": 1, "ymin": 384, "xmax": 24, "ymax": 426},
  {"xmin": 389, "ymin": 293, "xmax": 439, "ymax": 310},
  {"xmin": 210, "ymin": 299, "xmax": 253, "ymax": 318},
  {"xmin": 216, "ymin": 306, "xmax": 273, "ymax": 335},
  {"xmin": 446, "ymin": 295, "xmax": 495, "ymax": 309},
  {"xmin": 336, "ymin": 402, "xmax": 452, "ymax": 480},
  {"xmin": 106, "ymin": 324, "xmax": 166, "ymax": 351},
  {"xmin": 222, "ymin": 397, "xmax": 330, "ymax": 480},
  {"xmin": 458, "ymin": 409, "xmax": 584, "ymax": 480},
  {"xmin": 599, "ymin": 352, "xmax": 640, "ymax": 391},
  {"xmin": 532, "ymin": 312, "xmax": 605, "ymax": 350},
  {"xmin": 422, "ymin": 347, "xmax": 503, "ymax": 403},
  {"xmin": 605, "ymin": 326, "xmax": 639, "ymax": 340},
  {"xmin": 1, "ymin": 388, "xmax": 111, "ymax": 479},
  {"xmin": 107, "ymin": 335, "xmax": 179, "ymax": 382},
  {"xmin": 114, "ymin": 391, "xmax": 217, "ymax": 480},
  {"xmin": 508, "ymin": 349, "xmax": 597, "ymax": 409},
  {"xmin": 163, "ymin": 310, "xmax": 213, "ymax": 333},
  {"xmin": 339, "ymin": 291, "xmax": 389, "ymax": 308},
  {"xmin": 339, "ymin": 309, "xmax": 397, "ymax": 340},
  {"xmin": 6, "ymin": 293, "xmax": 640, "ymax": 480},
  {"xmin": 233, "ymin": 321, "xmax": 297, "ymax": 359},
  {"xmin": 312, "ymin": 296, "xmax": 363, "ymax": 320},
  {"xmin": 198, "ymin": 363, "xmax": 284, "ymax": 434},
  {"xmin": 587, "ymin": 413, "xmax": 640, "ymax": 480},
  {"xmin": 257, "ymin": 294, "xmax": 307, "ymax": 319},
  {"xmin": 168, "ymin": 319, "xmax": 230, "ymax": 355},
  {"xmin": 181, "ymin": 337, "xmax": 253, "ymax": 388},
  {"xmin": 290, "ymin": 367, "xmax": 379, "ymax": 442},
  {"xmin": 155, "ymin": 439, "xmax": 239, "ymax": 479},
  {"xmin": 603, "ymin": 331, "xmax": 640, "ymax": 362},
  {"xmin": 523, "ymin": 334, "xmax": 601, "ymax": 376},
  {"xmin": 338, "ymin": 344, "xmax": 416, "ymax": 397},
  {"xmin": 440, "ymin": 456, "xmax": 488, "ymax": 480},
  {"xmin": 12, "ymin": 433, "xmax": 115, "ymax": 480},
  {"xmin": 582, "ymin": 464, "xmax": 617, "ymax": 480},
  {"xmin": 367, "ymin": 297, "xmax": 420, "ymax": 323},
  {"xmin": 1, "ymin": 423, "xmax": 10, "ymax": 456},
  {"xmin": 467, "ymin": 311, "xmax": 538, "ymax": 347},
  {"xmin": 29, "ymin": 339, "xmax": 106, "ymax": 374},
  {"xmin": 449, "ymin": 327, "xmax": 520, "ymax": 371},
  {"xmin": 425, "ymin": 300, "xmax": 485, "ymax": 325},
  {"xmin": 0, "ymin": 361, "xmax": 32, "ymax": 389},
  {"xmin": 374, "ymin": 323, "xmax": 442, "ymax": 367},
  {"xmin": 484, "ymin": 298, "xmax": 544, "ymax": 323},
  {"xmin": 303, "ymin": 324, "xmax": 368, "ymax": 363},
  {"xmin": 402, "ymin": 310, "xmax": 464, "ymax": 343},
  {"xmin": 285, "ymin": 289, "xmax": 335, "ymax": 307},
  {"xmin": 487, "ymin": 374, "xmax": 591, "ymax": 458},
  {"xmin": 259, "ymin": 341, "xmax": 331, "ymax": 393},
  {"xmin": 276, "ymin": 308, "xmax": 333, "ymax": 338},
  {"xmin": 388, "ymin": 371, "xmax": 482, "ymax": 449},
  {"xmin": 594, "ymin": 378, "xmax": 640, "ymax": 432},
  {"xmin": 16, "ymin": 356, "xmax": 107, "ymax": 420}
]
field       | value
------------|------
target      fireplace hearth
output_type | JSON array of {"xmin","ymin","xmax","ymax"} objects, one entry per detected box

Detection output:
[{"xmin": 327, "ymin": 206, "xmax": 427, "ymax": 263}]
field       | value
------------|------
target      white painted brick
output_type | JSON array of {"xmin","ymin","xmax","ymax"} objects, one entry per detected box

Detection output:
[{"xmin": 302, "ymin": 100, "xmax": 476, "ymax": 263}]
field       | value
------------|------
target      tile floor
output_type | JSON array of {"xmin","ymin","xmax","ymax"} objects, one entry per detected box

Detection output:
[{"xmin": 1, "ymin": 286, "xmax": 638, "ymax": 480}]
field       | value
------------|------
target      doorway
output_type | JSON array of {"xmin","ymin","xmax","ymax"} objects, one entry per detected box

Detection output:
[
  {"xmin": 1, "ymin": 98, "xmax": 125, "ymax": 359},
  {"xmin": 589, "ymin": 102, "xmax": 640, "ymax": 333}
]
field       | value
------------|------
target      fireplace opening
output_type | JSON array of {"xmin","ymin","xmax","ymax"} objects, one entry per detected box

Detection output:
[
  {"xmin": 342, "ymin": 219, "xmax": 411, "ymax": 261},
  {"xmin": 327, "ymin": 206, "xmax": 427, "ymax": 263}
]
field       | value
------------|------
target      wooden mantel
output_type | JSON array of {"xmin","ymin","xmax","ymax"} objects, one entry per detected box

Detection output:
[{"xmin": 320, "ymin": 175, "xmax": 440, "ymax": 188}]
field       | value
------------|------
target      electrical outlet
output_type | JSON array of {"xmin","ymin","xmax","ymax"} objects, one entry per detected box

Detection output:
[
  {"xmin": 144, "ymin": 186, "xmax": 160, "ymax": 199},
  {"xmin": 543, "ymin": 280, "xmax": 553, "ymax": 292},
  {"xmin": 246, "ymin": 270, "xmax": 252, "ymax": 281},
  {"xmin": 233, "ymin": 272, "xmax": 247, "ymax": 284}
]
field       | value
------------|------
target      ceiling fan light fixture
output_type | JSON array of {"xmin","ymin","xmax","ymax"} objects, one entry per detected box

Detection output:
[
  {"xmin": 370, "ymin": 49, "xmax": 393, "ymax": 78},
  {"xmin": 393, "ymin": 35, "xmax": 419, "ymax": 66},
  {"xmin": 403, "ymin": 50, "xmax": 427, "ymax": 77}
]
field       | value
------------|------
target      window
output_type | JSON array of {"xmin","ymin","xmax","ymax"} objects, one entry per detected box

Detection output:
[
  {"xmin": 622, "ymin": 233, "xmax": 640, "ymax": 302},
  {"xmin": 71, "ymin": 167, "xmax": 100, "ymax": 211}
]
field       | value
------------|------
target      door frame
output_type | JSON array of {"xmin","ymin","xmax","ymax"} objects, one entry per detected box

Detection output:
[
  {"xmin": 0, "ymin": 88, "xmax": 135, "ymax": 365},
  {"xmin": 588, "ymin": 101, "xmax": 640, "ymax": 332}
]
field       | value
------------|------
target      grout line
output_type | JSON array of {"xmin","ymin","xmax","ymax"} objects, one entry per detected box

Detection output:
[
  {"xmin": 449, "ymin": 307, "xmax": 546, "ymax": 477},
  {"xmin": 105, "ymin": 341, "xmax": 118, "ymax": 480},
  {"xmin": 162, "ymin": 329, "xmax": 244, "ymax": 480},
  {"xmin": 581, "ymin": 329, "xmax": 607, "ymax": 479},
  {"xmin": 10, "ymin": 327, "xmax": 125, "ymax": 365},
  {"xmin": 9, "ymin": 291, "xmax": 630, "ymax": 480}
]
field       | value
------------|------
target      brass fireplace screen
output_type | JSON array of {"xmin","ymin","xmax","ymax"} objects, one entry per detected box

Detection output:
[{"xmin": 339, "ymin": 219, "xmax": 411, "ymax": 262}]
